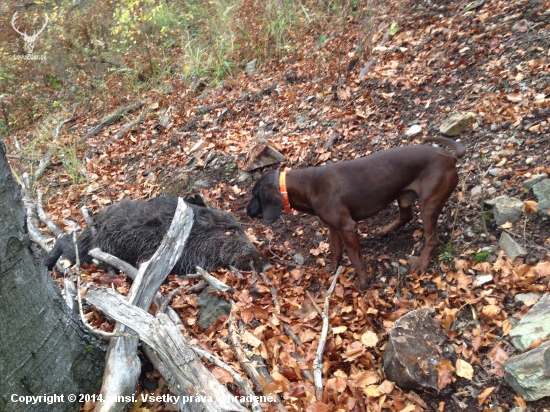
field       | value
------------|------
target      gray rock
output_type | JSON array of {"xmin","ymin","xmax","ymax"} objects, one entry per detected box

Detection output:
[
  {"xmin": 503, "ymin": 341, "xmax": 550, "ymax": 401},
  {"xmin": 485, "ymin": 195, "xmax": 524, "ymax": 225},
  {"xmin": 514, "ymin": 292, "xmax": 543, "ymax": 304},
  {"xmin": 405, "ymin": 125, "xmax": 422, "ymax": 137},
  {"xmin": 383, "ymin": 308, "xmax": 449, "ymax": 394},
  {"xmin": 236, "ymin": 170, "xmax": 252, "ymax": 183},
  {"xmin": 486, "ymin": 187, "xmax": 497, "ymax": 196},
  {"xmin": 533, "ymin": 179, "xmax": 550, "ymax": 216},
  {"xmin": 502, "ymin": 121, "xmax": 512, "ymax": 130},
  {"xmin": 509, "ymin": 293, "xmax": 550, "ymax": 352},
  {"xmin": 522, "ymin": 174, "xmax": 548, "ymax": 190},
  {"xmin": 245, "ymin": 59, "xmax": 257, "ymax": 75},
  {"xmin": 295, "ymin": 115, "xmax": 309, "ymax": 130},
  {"xmin": 499, "ymin": 232, "xmax": 527, "ymax": 261},
  {"xmin": 471, "ymin": 185, "xmax": 483, "ymax": 199},
  {"xmin": 293, "ymin": 254, "xmax": 305, "ymax": 266},
  {"xmin": 193, "ymin": 177, "xmax": 212, "ymax": 189},
  {"xmin": 490, "ymin": 124, "xmax": 498, "ymax": 132},
  {"xmin": 439, "ymin": 112, "xmax": 475, "ymax": 136},
  {"xmin": 488, "ymin": 167, "xmax": 502, "ymax": 177},
  {"xmin": 198, "ymin": 287, "xmax": 230, "ymax": 329}
]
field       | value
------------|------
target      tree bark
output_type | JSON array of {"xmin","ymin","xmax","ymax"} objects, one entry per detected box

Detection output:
[{"xmin": 0, "ymin": 140, "xmax": 105, "ymax": 412}]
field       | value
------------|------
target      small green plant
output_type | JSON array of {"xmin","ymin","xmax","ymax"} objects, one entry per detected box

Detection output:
[
  {"xmin": 52, "ymin": 142, "xmax": 86, "ymax": 184},
  {"xmin": 438, "ymin": 242, "xmax": 455, "ymax": 267},
  {"xmin": 387, "ymin": 22, "xmax": 401, "ymax": 36},
  {"xmin": 483, "ymin": 213, "xmax": 491, "ymax": 222},
  {"xmin": 474, "ymin": 250, "xmax": 492, "ymax": 263},
  {"xmin": 224, "ymin": 163, "xmax": 237, "ymax": 182}
]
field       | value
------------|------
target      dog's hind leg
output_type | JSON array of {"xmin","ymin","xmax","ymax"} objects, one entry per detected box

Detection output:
[
  {"xmin": 412, "ymin": 172, "xmax": 458, "ymax": 273},
  {"xmin": 379, "ymin": 191, "xmax": 416, "ymax": 234}
]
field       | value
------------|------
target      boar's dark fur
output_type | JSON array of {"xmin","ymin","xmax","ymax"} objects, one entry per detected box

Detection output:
[{"xmin": 45, "ymin": 197, "xmax": 268, "ymax": 275}]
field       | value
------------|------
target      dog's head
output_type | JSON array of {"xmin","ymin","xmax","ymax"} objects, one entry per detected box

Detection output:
[{"xmin": 246, "ymin": 169, "xmax": 283, "ymax": 224}]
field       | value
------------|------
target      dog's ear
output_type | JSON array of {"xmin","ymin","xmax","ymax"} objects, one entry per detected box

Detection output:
[{"xmin": 260, "ymin": 184, "xmax": 283, "ymax": 224}]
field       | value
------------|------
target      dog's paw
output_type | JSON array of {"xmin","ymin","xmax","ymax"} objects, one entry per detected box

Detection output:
[
  {"xmin": 355, "ymin": 277, "xmax": 370, "ymax": 291},
  {"xmin": 409, "ymin": 256, "xmax": 428, "ymax": 274}
]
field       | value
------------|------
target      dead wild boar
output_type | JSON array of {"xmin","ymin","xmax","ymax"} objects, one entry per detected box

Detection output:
[{"xmin": 45, "ymin": 197, "xmax": 269, "ymax": 274}]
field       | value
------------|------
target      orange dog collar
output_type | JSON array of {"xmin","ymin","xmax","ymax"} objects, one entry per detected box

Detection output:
[{"xmin": 279, "ymin": 171, "xmax": 292, "ymax": 212}]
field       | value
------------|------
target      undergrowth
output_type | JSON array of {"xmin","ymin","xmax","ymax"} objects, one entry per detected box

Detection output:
[{"xmin": 0, "ymin": 0, "xmax": 392, "ymax": 142}]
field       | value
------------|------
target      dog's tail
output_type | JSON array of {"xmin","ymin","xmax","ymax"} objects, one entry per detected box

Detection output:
[{"xmin": 422, "ymin": 136, "xmax": 466, "ymax": 159}]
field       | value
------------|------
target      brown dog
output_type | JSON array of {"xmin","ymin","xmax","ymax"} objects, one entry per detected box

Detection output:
[{"xmin": 246, "ymin": 137, "xmax": 465, "ymax": 289}]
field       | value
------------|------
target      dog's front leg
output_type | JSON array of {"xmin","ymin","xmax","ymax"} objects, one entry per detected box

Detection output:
[
  {"xmin": 327, "ymin": 225, "xmax": 343, "ymax": 271},
  {"xmin": 337, "ymin": 227, "xmax": 369, "ymax": 290}
]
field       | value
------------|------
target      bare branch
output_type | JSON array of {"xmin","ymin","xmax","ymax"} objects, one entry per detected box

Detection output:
[{"xmin": 313, "ymin": 266, "xmax": 342, "ymax": 400}]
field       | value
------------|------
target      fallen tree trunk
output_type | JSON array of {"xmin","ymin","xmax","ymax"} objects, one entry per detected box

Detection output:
[
  {"xmin": 85, "ymin": 287, "xmax": 249, "ymax": 412},
  {"xmin": 93, "ymin": 198, "xmax": 193, "ymax": 412}
]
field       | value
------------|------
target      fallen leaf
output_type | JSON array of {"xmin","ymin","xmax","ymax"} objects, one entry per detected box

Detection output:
[
  {"xmin": 364, "ymin": 385, "xmax": 380, "ymax": 397},
  {"xmin": 436, "ymin": 359, "xmax": 455, "ymax": 390},
  {"xmin": 361, "ymin": 331, "xmax": 379, "ymax": 347},
  {"xmin": 241, "ymin": 330, "xmax": 262, "ymax": 347},
  {"xmin": 482, "ymin": 304, "xmax": 501, "ymax": 318},
  {"xmin": 488, "ymin": 346, "xmax": 509, "ymax": 377},
  {"xmin": 404, "ymin": 392, "xmax": 428, "ymax": 409},
  {"xmin": 477, "ymin": 387, "xmax": 495, "ymax": 405},
  {"xmin": 507, "ymin": 93, "xmax": 523, "ymax": 102},
  {"xmin": 305, "ymin": 401, "xmax": 330, "ymax": 412},
  {"xmin": 376, "ymin": 380, "xmax": 395, "ymax": 395},
  {"xmin": 536, "ymin": 261, "xmax": 550, "ymax": 277},
  {"xmin": 349, "ymin": 370, "xmax": 380, "ymax": 388},
  {"xmin": 514, "ymin": 396, "xmax": 527, "ymax": 409},
  {"xmin": 456, "ymin": 359, "xmax": 474, "ymax": 380},
  {"xmin": 332, "ymin": 325, "xmax": 348, "ymax": 334},
  {"xmin": 523, "ymin": 200, "xmax": 537, "ymax": 214},
  {"xmin": 212, "ymin": 366, "xmax": 233, "ymax": 384}
]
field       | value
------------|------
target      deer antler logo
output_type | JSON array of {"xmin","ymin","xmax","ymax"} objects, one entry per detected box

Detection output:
[{"xmin": 11, "ymin": 12, "xmax": 49, "ymax": 54}]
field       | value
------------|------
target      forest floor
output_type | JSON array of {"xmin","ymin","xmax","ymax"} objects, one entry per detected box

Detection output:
[{"xmin": 6, "ymin": 0, "xmax": 550, "ymax": 411}]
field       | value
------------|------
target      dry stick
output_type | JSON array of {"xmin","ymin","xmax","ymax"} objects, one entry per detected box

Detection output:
[
  {"xmin": 110, "ymin": 104, "xmax": 154, "ymax": 142},
  {"xmin": 156, "ymin": 105, "xmax": 172, "ymax": 129},
  {"xmin": 89, "ymin": 247, "xmax": 260, "ymax": 409},
  {"xmin": 73, "ymin": 233, "xmax": 116, "ymax": 339},
  {"xmin": 84, "ymin": 288, "xmax": 249, "ymax": 412},
  {"xmin": 191, "ymin": 345, "xmax": 262, "ymax": 412},
  {"xmin": 95, "ymin": 199, "xmax": 193, "ymax": 412},
  {"xmin": 36, "ymin": 189, "xmax": 63, "ymax": 238},
  {"xmin": 21, "ymin": 173, "xmax": 51, "ymax": 252},
  {"xmin": 158, "ymin": 286, "xmax": 184, "ymax": 314},
  {"xmin": 228, "ymin": 301, "xmax": 289, "ymax": 412},
  {"xmin": 187, "ymin": 281, "xmax": 208, "ymax": 294},
  {"xmin": 80, "ymin": 206, "xmax": 94, "ymax": 227},
  {"xmin": 195, "ymin": 100, "xmax": 228, "ymax": 115},
  {"xmin": 88, "ymin": 248, "xmax": 184, "ymax": 330},
  {"xmin": 196, "ymin": 266, "xmax": 235, "ymax": 293},
  {"xmin": 313, "ymin": 266, "xmax": 343, "ymax": 401},
  {"xmin": 33, "ymin": 115, "xmax": 73, "ymax": 183},
  {"xmin": 475, "ymin": 163, "xmax": 496, "ymax": 238},
  {"xmin": 78, "ymin": 101, "xmax": 143, "ymax": 143},
  {"xmin": 500, "ymin": 228, "xmax": 548, "ymax": 252}
]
